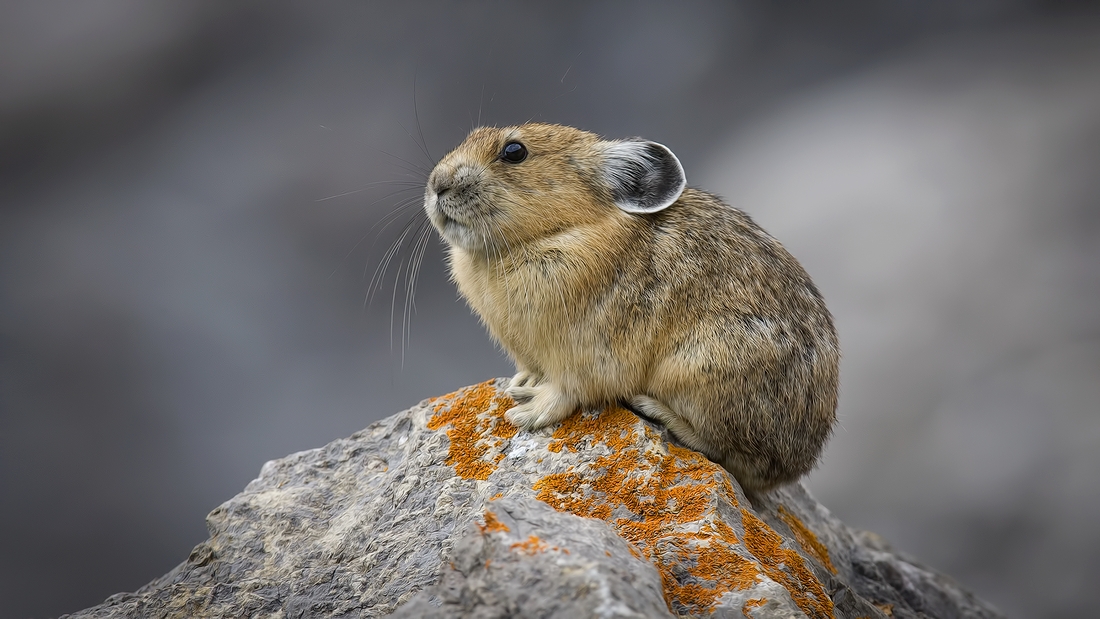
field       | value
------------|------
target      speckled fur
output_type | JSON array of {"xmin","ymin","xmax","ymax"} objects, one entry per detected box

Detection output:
[{"xmin": 424, "ymin": 123, "xmax": 840, "ymax": 492}]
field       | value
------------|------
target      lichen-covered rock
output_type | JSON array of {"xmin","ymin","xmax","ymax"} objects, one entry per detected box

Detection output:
[{"xmin": 64, "ymin": 379, "xmax": 1003, "ymax": 619}]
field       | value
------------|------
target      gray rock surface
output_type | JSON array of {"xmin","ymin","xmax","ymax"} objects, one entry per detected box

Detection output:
[{"xmin": 64, "ymin": 379, "xmax": 1004, "ymax": 619}]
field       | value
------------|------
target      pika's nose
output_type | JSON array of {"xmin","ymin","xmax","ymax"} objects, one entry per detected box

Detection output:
[{"xmin": 429, "ymin": 173, "xmax": 454, "ymax": 197}]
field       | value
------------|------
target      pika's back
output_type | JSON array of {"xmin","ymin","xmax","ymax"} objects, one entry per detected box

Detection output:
[{"xmin": 646, "ymin": 189, "xmax": 832, "ymax": 328}]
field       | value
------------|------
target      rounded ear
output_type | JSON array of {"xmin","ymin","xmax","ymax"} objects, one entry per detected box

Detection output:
[{"xmin": 602, "ymin": 139, "xmax": 686, "ymax": 214}]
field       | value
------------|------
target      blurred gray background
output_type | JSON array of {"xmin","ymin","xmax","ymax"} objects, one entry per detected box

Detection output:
[{"xmin": 1, "ymin": 1, "xmax": 1097, "ymax": 617}]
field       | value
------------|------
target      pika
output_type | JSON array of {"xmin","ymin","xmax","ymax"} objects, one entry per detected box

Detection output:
[{"xmin": 423, "ymin": 123, "xmax": 839, "ymax": 493}]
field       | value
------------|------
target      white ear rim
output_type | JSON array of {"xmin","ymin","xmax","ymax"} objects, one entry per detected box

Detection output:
[{"xmin": 602, "ymin": 140, "xmax": 687, "ymax": 214}]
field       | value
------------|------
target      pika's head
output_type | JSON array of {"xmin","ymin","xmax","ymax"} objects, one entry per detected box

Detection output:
[{"xmin": 424, "ymin": 123, "xmax": 686, "ymax": 252}]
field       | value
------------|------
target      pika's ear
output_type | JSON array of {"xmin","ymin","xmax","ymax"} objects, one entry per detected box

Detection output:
[{"xmin": 601, "ymin": 139, "xmax": 686, "ymax": 214}]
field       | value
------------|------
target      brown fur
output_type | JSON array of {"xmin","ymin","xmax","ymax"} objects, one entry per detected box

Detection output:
[{"xmin": 424, "ymin": 123, "xmax": 840, "ymax": 493}]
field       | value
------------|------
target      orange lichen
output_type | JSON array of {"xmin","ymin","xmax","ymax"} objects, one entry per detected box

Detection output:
[
  {"xmin": 875, "ymin": 603, "xmax": 894, "ymax": 617},
  {"xmin": 510, "ymin": 535, "xmax": 551, "ymax": 555},
  {"xmin": 532, "ymin": 406, "xmax": 760, "ymax": 614},
  {"xmin": 478, "ymin": 510, "xmax": 510, "ymax": 534},
  {"xmin": 778, "ymin": 505, "xmax": 836, "ymax": 574},
  {"xmin": 546, "ymin": 407, "xmax": 639, "ymax": 454},
  {"xmin": 427, "ymin": 380, "xmax": 517, "ymax": 480},
  {"xmin": 426, "ymin": 382, "xmax": 831, "ymax": 616},
  {"xmin": 741, "ymin": 508, "xmax": 834, "ymax": 619},
  {"xmin": 742, "ymin": 597, "xmax": 767, "ymax": 617}
]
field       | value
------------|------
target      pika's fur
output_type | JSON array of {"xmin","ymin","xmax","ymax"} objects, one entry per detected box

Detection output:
[{"xmin": 423, "ymin": 123, "xmax": 839, "ymax": 493}]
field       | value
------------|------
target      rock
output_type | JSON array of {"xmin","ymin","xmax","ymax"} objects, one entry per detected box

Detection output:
[{"xmin": 63, "ymin": 379, "xmax": 1004, "ymax": 619}]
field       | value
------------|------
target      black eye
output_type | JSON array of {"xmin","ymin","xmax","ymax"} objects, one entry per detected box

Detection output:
[{"xmin": 500, "ymin": 141, "xmax": 527, "ymax": 163}]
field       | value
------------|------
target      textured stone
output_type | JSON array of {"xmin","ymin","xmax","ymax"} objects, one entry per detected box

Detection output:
[{"xmin": 64, "ymin": 379, "xmax": 1004, "ymax": 619}]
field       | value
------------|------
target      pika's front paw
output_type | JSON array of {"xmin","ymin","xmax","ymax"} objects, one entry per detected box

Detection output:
[
  {"xmin": 504, "ymin": 382, "xmax": 576, "ymax": 431},
  {"xmin": 508, "ymin": 370, "xmax": 541, "ymax": 391},
  {"xmin": 505, "ymin": 381, "xmax": 537, "ymax": 406}
]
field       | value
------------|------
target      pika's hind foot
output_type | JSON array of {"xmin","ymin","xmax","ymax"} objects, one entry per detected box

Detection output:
[
  {"xmin": 629, "ymin": 395, "xmax": 709, "ymax": 453},
  {"xmin": 505, "ymin": 381, "xmax": 577, "ymax": 430}
]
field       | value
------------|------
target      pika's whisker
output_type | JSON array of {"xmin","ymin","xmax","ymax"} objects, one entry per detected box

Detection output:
[
  {"xmin": 367, "ymin": 210, "xmax": 423, "ymax": 310},
  {"xmin": 380, "ymin": 149, "xmax": 433, "ymax": 178},
  {"xmin": 315, "ymin": 181, "xmax": 423, "ymax": 203},
  {"xmin": 402, "ymin": 217, "xmax": 433, "ymax": 362},
  {"xmin": 411, "ymin": 70, "xmax": 435, "ymax": 167}
]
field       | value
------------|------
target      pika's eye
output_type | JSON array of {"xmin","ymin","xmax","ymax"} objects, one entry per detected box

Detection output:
[{"xmin": 500, "ymin": 141, "xmax": 527, "ymax": 163}]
